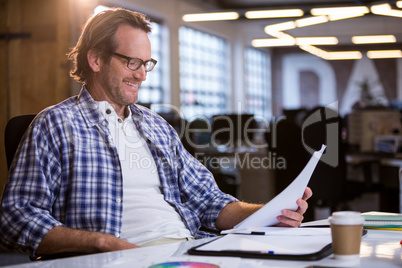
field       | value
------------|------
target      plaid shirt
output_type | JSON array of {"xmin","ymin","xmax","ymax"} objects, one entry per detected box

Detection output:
[{"xmin": 0, "ymin": 87, "xmax": 237, "ymax": 256}]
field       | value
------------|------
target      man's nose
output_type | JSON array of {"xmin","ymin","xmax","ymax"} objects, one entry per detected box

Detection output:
[{"xmin": 133, "ymin": 65, "xmax": 147, "ymax": 81}]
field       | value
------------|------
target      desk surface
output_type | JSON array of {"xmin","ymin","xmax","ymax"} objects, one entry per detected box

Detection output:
[{"xmin": 4, "ymin": 228, "xmax": 401, "ymax": 268}]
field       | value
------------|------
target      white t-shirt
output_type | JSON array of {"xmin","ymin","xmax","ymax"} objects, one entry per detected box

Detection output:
[{"xmin": 98, "ymin": 102, "xmax": 192, "ymax": 245}]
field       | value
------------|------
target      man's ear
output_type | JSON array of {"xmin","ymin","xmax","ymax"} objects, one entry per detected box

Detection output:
[{"xmin": 87, "ymin": 50, "xmax": 102, "ymax": 72}]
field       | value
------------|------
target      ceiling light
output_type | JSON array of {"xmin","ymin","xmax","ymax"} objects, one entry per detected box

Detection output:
[
  {"xmin": 182, "ymin": 12, "xmax": 239, "ymax": 22},
  {"xmin": 300, "ymin": 45, "xmax": 362, "ymax": 60},
  {"xmin": 325, "ymin": 51, "xmax": 362, "ymax": 60},
  {"xmin": 352, "ymin": 35, "xmax": 396, "ymax": 44},
  {"xmin": 367, "ymin": 50, "xmax": 402, "ymax": 59},
  {"xmin": 264, "ymin": 21, "xmax": 296, "ymax": 35},
  {"xmin": 311, "ymin": 6, "xmax": 369, "ymax": 16},
  {"xmin": 397, "ymin": 1, "xmax": 402, "ymax": 8},
  {"xmin": 296, "ymin": 37, "xmax": 338, "ymax": 45},
  {"xmin": 371, "ymin": 3, "xmax": 402, "ymax": 17},
  {"xmin": 252, "ymin": 38, "xmax": 296, "ymax": 47},
  {"xmin": 299, "ymin": 45, "xmax": 328, "ymax": 58},
  {"xmin": 266, "ymin": 31, "xmax": 295, "ymax": 39},
  {"xmin": 310, "ymin": 6, "xmax": 369, "ymax": 21},
  {"xmin": 328, "ymin": 12, "xmax": 366, "ymax": 21},
  {"xmin": 245, "ymin": 9, "xmax": 303, "ymax": 19},
  {"xmin": 295, "ymin": 16, "xmax": 328, "ymax": 27}
]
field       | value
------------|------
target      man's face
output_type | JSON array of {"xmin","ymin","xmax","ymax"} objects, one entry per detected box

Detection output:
[{"xmin": 93, "ymin": 24, "xmax": 152, "ymax": 110}]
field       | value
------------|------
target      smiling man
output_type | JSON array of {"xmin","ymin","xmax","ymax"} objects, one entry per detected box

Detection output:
[{"xmin": 0, "ymin": 8, "xmax": 312, "ymax": 259}]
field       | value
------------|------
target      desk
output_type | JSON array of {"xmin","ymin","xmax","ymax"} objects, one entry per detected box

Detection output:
[{"xmin": 4, "ymin": 228, "xmax": 401, "ymax": 268}]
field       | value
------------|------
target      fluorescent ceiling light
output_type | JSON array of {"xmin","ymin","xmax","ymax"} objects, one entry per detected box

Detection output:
[
  {"xmin": 311, "ymin": 6, "xmax": 369, "ymax": 21},
  {"xmin": 264, "ymin": 21, "xmax": 296, "ymax": 35},
  {"xmin": 325, "ymin": 51, "xmax": 362, "ymax": 60},
  {"xmin": 245, "ymin": 9, "xmax": 303, "ymax": 19},
  {"xmin": 295, "ymin": 16, "xmax": 328, "ymax": 27},
  {"xmin": 328, "ymin": 12, "xmax": 366, "ymax": 21},
  {"xmin": 299, "ymin": 45, "xmax": 328, "ymax": 58},
  {"xmin": 367, "ymin": 50, "xmax": 402, "ymax": 59},
  {"xmin": 252, "ymin": 38, "xmax": 296, "ymax": 47},
  {"xmin": 266, "ymin": 31, "xmax": 295, "ymax": 39},
  {"xmin": 371, "ymin": 3, "xmax": 402, "ymax": 17},
  {"xmin": 352, "ymin": 35, "xmax": 396, "ymax": 44},
  {"xmin": 300, "ymin": 45, "xmax": 362, "ymax": 60},
  {"xmin": 296, "ymin": 37, "xmax": 338, "ymax": 45},
  {"xmin": 182, "ymin": 12, "xmax": 239, "ymax": 22},
  {"xmin": 311, "ymin": 6, "xmax": 369, "ymax": 16}
]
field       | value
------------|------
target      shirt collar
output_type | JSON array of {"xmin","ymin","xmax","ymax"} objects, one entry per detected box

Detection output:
[{"xmin": 76, "ymin": 85, "xmax": 144, "ymax": 127}]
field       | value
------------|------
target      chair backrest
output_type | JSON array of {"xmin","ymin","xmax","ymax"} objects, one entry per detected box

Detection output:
[{"xmin": 4, "ymin": 114, "xmax": 36, "ymax": 169}]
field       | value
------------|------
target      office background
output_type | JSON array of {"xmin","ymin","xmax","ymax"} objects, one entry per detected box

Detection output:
[{"xmin": 1, "ymin": 0, "xmax": 402, "ymax": 217}]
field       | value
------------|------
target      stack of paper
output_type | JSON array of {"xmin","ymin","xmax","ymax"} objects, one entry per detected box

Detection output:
[{"xmin": 362, "ymin": 211, "xmax": 402, "ymax": 230}]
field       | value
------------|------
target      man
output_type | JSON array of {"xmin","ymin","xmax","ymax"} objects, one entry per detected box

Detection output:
[{"xmin": 0, "ymin": 8, "xmax": 312, "ymax": 258}]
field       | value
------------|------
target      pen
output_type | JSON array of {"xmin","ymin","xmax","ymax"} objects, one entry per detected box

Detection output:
[
  {"xmin": 251, "ymin": 231, "xmax": 266, "ymax": 235},
  {"xmin": 224, "ymin": 250, "xmax": 274, "ymax": 254}
]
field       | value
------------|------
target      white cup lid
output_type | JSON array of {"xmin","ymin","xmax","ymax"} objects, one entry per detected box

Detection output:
[{"xmin": 328, "ymin": 211, "xmax": 364, "ymax": 225}]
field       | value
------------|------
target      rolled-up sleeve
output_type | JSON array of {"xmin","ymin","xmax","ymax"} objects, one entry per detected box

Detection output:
[{"xmin": 0, "ymin": 117, "xmax": 63, "ymax": 256}]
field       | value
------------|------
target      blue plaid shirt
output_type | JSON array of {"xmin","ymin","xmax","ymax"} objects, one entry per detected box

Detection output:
[{"xmin": 0, "ymin": 87, "xmax": 237, "ymax": 256}]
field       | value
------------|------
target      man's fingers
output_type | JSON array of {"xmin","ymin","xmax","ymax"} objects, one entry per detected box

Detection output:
[
  {"xmin": 297, "ymin": 198, "xmax": 309, "ymax": 215},
  {"xmin": 275, "ymin": 187, "xmax": 312, "ymax": 227},
  {"xmin": 277, "ymin": 213, "xmax": 303, "ymax": 227},
  {"xmin": 302, "ymin": 187, "xmax": 313, "ymax": 201}
]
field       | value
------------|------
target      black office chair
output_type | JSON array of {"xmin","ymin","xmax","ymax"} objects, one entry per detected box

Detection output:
[
  {"xmin": 2, "ymin": 115, "xmax": 36, "ymax": 264},
  {"xmin": 4, "ymin": 114, "xmax": 36, "ymax": 169}
]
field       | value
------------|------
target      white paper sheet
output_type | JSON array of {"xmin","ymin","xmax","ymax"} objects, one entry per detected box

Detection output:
[
  {"xmin": 196, "ymin": 234, "xmax": 332, "ymax": 255},
  {"xmin": 233, "ymin": 145, "xmax": 326, "ymax": 229},
  {"xmin": 221, "ymin": 226, "xmax": 331, "ymax": 236}
]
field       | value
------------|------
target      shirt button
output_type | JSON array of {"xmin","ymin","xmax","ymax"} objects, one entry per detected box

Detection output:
[
  {"xmin": 116, "ymin": 198, "xmax": 121, "ymax": 204},
  {"xmin": 102, "ymin": 121, "xmax": 107, "ymax": 126},
  {"xmin": 115, "ymin": 232, "xmax": 120, "ymax": 238},
  {"xmin": 106, "ymin": 109, "xmax": 111, "ymax": 114},
  {"xmin": 118, "ymin": 118, "xmax": 122, "ymax": 123}
]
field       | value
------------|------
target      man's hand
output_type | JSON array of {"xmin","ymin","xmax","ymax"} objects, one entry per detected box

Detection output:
[
  {"xmin": 216, "ymin": 187, "xmax": 313, "ymax": 230},
  {"xmin": 276, "ymin": 187, "xmax": 313, "ymax": 227}
]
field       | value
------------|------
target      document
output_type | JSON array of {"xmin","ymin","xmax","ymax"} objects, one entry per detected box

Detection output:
[
  {"xmin": 231, "ymin": 145, "xmax": 326, "ymax": 230},
  {"xmin": 221, "ymin": 226, "xmax": 331, "ymax": 236},
  {"xmin": 194, "ymin": 234, "xmax": 332, "ymax": 255}
]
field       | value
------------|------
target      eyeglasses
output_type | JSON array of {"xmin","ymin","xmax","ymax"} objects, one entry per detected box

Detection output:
[{"xmin": 112, "ymin": 52, "xmax": 157, "ymax": 72}]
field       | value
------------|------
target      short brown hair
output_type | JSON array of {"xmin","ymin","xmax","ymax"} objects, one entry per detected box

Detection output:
[{"xmin": 68, "ymin": 8, "xmax": 152, "ymax": 83}]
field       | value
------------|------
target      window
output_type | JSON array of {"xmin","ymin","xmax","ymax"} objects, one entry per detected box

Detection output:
[
  {"xmin": 179, "ymin": 27, "xmax": 228, "ymax": 120},
  {"xmin": 139, "ymin": 22, "xmax": 164, "ymax": 104},
  {"xmin": 245, "ymin": 48, "xmax": 271, "ymax": 119}
]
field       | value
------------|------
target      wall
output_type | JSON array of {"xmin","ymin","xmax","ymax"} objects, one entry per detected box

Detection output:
[
  {"xmin": 0, "ymin": 0, "xmax": 110, "ymax": 197},
  {"xmin": 0, "ymin": 0, "xmax": 74, "ymax": 196}
]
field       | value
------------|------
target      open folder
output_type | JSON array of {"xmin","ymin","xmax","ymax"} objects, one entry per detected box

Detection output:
[{"xmin": 189, "ymin": 145, "xmax": 331, "ymax": 260}]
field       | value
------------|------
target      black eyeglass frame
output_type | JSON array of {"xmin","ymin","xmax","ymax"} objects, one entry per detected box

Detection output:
[{"xmin": 112, "ymin": 52, "xmax": 157, "ymax": 72}]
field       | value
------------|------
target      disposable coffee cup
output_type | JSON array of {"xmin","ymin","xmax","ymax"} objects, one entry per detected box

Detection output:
[{"xmin": 328, "ymin": 211, "xmax": 364, "ymax": 261}]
